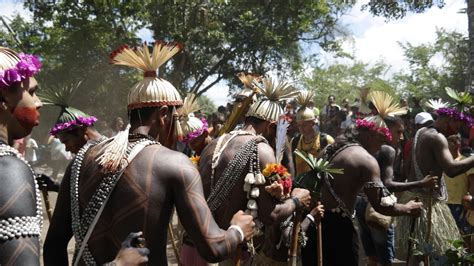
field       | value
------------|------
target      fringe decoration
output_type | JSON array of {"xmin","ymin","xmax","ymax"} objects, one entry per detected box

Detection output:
[
  {"xmin": 110, "ymin": 41, "xmax": 182, "ymax": 73},
  {"xmin": 96, "ymin": 124, "xmax": 131, "ymax": 173},
  {"xmin": 395, "ymin": 191, "xmax": 461, "ymax": 259},
  {"xmin": 173, "ymin": 106, "xmax": 183, "ymax": 142}
]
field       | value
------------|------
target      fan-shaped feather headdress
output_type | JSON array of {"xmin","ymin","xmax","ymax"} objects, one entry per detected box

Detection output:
[
  {"xmin": 434, "ymin": 87, "xmax": 474, "ymax": 125},
  {"xmin": 296, "ymin": 90, "xmax": 316, "ymax": 122},
  {"xmin": 357, "ymin": 91, "xmax": 408, "ymax": 142},
  {"xmin": 219, "ymin": 73, "xmax": 261, "ymax": 135},
  {"xmin": 179, "ymin": 93, "xmax": 208, "ymax": 144},
  {"xmin": 97, "ymin": 41, "xmax": 184, "ymax": 173},
  {"xmin": 246, "ymin": 77, "xmax": 299, "ymax": 122},
  {"xmin": 38, "ymin": 81, "xmax": 98, "ymax": 136},
  {"xmin": 425, "ymin": 98, "xmax": 450, "ymax": 111}
]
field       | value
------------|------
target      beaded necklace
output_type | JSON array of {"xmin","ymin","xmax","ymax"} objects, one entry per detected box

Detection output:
[
  {"xmin": 71, "ymin": 137, "xmax": 159, "ymax": 265},
  {"xmin": 0, "ymin": 143, "xmax": 43, "ymax": 241}
]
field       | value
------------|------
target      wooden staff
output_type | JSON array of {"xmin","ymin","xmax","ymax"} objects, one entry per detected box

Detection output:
[
  {"xmin": 289, "ymin": 212, "xmax": 301, "ymax": 266},
  {"xmin": 406, "ymin": 197, "xmax": 419, "ymax": 265},
  {"xmin": 234, "ymin": 244, "xmax": 242, "ymax": 266},
  {"xmin": 168, "ymin": 223, "xmax": 180, "ymax": 263},
  {"xmin": 425, "ymin": 189, "xmax": 433, "ymax": 266},
  {"xmin": 317, "ymin": 201, "xmax": 323, "ymax": 266},
  {"xmin": 41, "ymin": 190, "xmax": 53, "ymax": 221}
]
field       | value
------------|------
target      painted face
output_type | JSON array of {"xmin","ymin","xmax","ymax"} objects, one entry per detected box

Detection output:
[{"xmin": 2, "ymin": 77, "xmax": 42, "ymax": 139}]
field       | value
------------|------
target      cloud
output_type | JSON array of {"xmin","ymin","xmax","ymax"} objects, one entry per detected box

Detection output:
[
  {"xmin": 0, "ymin": 0, "xmax": 32, "ymax": 20},
  {"xmin": 327, "ymin": 0, "xmax": 468, "ymax": 75}
]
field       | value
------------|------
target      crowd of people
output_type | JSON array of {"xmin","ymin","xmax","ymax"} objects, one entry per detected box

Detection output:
[{"xmin": 2, "ymin": 41, "xmax": 474, "ymax": 266}]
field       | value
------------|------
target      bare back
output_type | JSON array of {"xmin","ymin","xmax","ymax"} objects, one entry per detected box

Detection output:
[
  {"xmin": 45, "ymin": 140, "xmax": 243, "ymax": 265},
  {"xmin": 200, "ymin": 134, "xmax": 276, "ymax": 228},
  {"xmin": 320, "ymin": 144, "xmax": 377, "ymax": 213}
]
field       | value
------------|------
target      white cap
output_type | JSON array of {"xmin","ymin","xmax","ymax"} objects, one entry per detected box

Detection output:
[{"xmin": 415, "ymin": 112, "xmax": 433, "ymax": 125}]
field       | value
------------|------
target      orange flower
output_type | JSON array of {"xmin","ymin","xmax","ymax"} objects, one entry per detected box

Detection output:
[{"xmin": 190, "ymin": 155, "xmax": 200, "ymax": 165}]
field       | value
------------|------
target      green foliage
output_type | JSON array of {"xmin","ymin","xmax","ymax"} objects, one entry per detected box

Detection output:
[
  {"xmin": 196, "ymin": 95, "xmax": 216, "ymax": 117},
  {"xmin": 362, "ymin": 0, "xmax": 445, "ymax": 20},
  {"xmin": 301, "ymin": 60, "xmax": 395, "ymax": 108},
  {"xmin": 293, "ymin": 149, "xmax": 343, "ymax": 198},
  {"xmin": 0, "ymin": 0, "xmax": 353, "ymax": 136},
  {"xmin": 393, "ymin": 28, "xmax": 469, "ymax": 103}
]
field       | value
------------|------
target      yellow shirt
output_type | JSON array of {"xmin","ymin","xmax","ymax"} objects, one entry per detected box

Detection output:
[
  {"xmin": 445, "ymin": 156, "xmax": 474, "ymax": 205},
  {"xmin": 294, "ymin": 133, "xmax": 334, "ymax": 175}
]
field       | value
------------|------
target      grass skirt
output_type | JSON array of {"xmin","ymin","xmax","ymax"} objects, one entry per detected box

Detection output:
[{"xmin": 395, "ymin": 191, "xmax": 461, "ymax": 259}]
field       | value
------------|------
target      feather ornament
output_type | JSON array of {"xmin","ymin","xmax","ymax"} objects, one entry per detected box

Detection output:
[
  {"xmin": 445, "ymin": 87, "xmax": 472, "ymax": 111},
  {"xmin": 365, "ymin": 91, "xmax": 407, "ymax": 128},
  {"xmin": 38, "ymin": 81, "xmax": 82, "ymax": 108},
  {"xmin": 219, "ymin": 73, "xmax": 261, "ymax": 135},
  {"xmin": 425, "ymin": 98, "xmax": 450, "ymax": 111},
  {"xmin": 253, "ymin": 78, "xmax": 299, "ymax": 102},
  {"xmin": 275, "ymin": 117, "xmax": 289, "ymax": 164},
  {"xmin": 110, "ymin": 41, "xmax": 182, "ymax": 73},
  {"xmin": 296, "ymin": 90, "xmax": 315, "ymax": 108},
  {"xmin": 179, "ymin": 93, "xmax": 200, "ymax": 118}
]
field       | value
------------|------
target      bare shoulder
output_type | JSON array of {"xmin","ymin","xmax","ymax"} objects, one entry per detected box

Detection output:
[
  {"xmin": 334, "ymin": 145, "xmax": 378, "ymax": 171},
  {"xmin": 379, "ymin": 145, "xmax": 396, "ymax": 160}
]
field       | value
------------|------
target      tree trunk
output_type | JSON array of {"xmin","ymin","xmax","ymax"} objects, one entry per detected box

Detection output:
[{"xmin": 468, "ymin": 0, "xmax": 474, "ymax": 92}]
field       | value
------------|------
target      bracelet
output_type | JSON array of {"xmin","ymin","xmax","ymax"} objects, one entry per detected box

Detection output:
[
  {"xmin": 228, "ymin": 225, "xmax": 244, "ymax": 242},
  {"xmin": 306, "ymin": 214, "xmax": 315, "ymax": 224},
  {"xmin": 291, "ymin": 196, "xmax": 302, "ymax": 209}
]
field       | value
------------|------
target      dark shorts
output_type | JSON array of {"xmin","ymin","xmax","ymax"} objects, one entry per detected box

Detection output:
[
  {"xmin": 448, "ymin": 203, "xmax": 474, "ymax": 235},
  {"xmin": 301, "ymin": 210, "xmax": 359, "ymax": 266},
  {"xmin": 355, "ymin": 196, "xmax": 394, "ymax": 264}
]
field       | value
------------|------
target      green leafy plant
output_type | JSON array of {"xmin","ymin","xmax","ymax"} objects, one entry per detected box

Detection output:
[
  {"xmin": 445, "ymin": 87, "xmax": 472, "ymax": 112},
  {"xmin": 293, "ymin": 149, "xmax": 343, "ymax": 198}
]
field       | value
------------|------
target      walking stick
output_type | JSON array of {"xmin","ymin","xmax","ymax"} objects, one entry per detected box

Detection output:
[
  {"xmin": 406, "ymin": 197, "xmax": 420, "ymax": 265},
  {"xmin": 317, "ymin": 201, "xmax": 323, "ymax": 266},
  {"xmin": 168, "ymin": 222, "xmax": 180, "ymax": 263},
  {"xmin": 41, "ymin": 190, "xmax": 53, "ymax": 221},
  {"xmin": 289, "ymin": 211, "xmax": 301, "ymax": 266},
  {"xmin": 234, "ymin": 245, "xmax": 242, "ymax": 266},
  {"xmin": 425, "ymin": 189, "xmax": 433, "ymax": 266}
]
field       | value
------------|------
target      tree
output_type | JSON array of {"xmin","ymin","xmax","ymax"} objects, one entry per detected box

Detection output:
[
  {"xmin": 393, "ymin": 28, "xmax": 469, "ymax": 101},
  {"xmin": 302, "ymin": 60, "xmax": 395, "ymax": 108},
  {"xmin": 362, "ymin": 0, "xmax": 445, "ymax": 20}
]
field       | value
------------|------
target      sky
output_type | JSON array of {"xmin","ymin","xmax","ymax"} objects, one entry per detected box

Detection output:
[{"xmin": 0, "ymin": 0, "xmax": 468, "ymax": 106}]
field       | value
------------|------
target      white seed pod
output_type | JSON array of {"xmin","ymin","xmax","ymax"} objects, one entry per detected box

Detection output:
[
  {"xmin": 247, "ymin": 199, "xmax": 258, "ymax": 210},
  {"xmin": 250, "ymin": 187, "xmax": 260, "ymax": 198}
]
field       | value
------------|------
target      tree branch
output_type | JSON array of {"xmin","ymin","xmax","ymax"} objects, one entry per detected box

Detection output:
[{"xmin": 196, "ymin": 74, "xmax": 224, "ymax": 96}]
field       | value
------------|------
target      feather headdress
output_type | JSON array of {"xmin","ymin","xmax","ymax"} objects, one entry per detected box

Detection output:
[
  {"xmin": 364, "ymin": 90, "xmax": 408, "ymax": 128},
  {"xmin": 296, "ymin": 90, "xmax": 316, "ymax": 122},
  {"xmin": 425, "ymin": 98, "xmax": 450, "ymax": 111},
  {"xmin": 98, "ymin": 41, "xmax": 184, "ymax": 173},
  {"xmin": 275, "ymin": 117, "xmax": 289, "ymax": 164},
  {"xmin": 38, "ymin": 81, "xmax": 98, "ymax": 136},
  {"xmin": 246, "ymin": 77, "xmax": 298, "ymax": 122},
  {"xmin": 179, "ymin": 93, "xmax": 208, "ymax": 143},
  {"xmin": 445, "ymin": 87, "xmax": 472, "ymax": 112},
  {"xmin": 219, "ymin": 73, "xmax": 261, "ymax": 135},
  {"xmin": 357, "ymin": 91, "xmax": 407, "ymax": 142}
]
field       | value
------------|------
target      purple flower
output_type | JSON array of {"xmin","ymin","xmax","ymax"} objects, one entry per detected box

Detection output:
[
  {"xmin": 50, "ymin": 116, "xmax": 98, "ymax": 136},
  {"xmin": 182, "ymin": 118, "xmax": 209, "ymax": 144},
  {"xmin": 0, "ymin": 53, "xmax": 42, "ymax": 90}
]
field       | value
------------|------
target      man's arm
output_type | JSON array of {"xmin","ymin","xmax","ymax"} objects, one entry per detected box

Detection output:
[
  {"xmin": 0, "ymin": 157, "xmax": 40, "ymax": 266},
  {"xmin": 256, "ymin": 143, "xmax": 310, "ymax": 225},
  {"xmin": 172, "ymin": 153, "xmax": 253, "ymax": 263},
  {"xmin": 43, "ymin": 164, "xmax": 73, "ymax": 265},
  {"xmin": 379, "ymin": 145, "xmax": 436, "ymax": 192},
  {"xmin": 363, "ymin": 154, "xmax": 422, "ymax": 217},
  {"xmin": 433, "ymin": 134, "xmax": 474, "ymax": 177}
]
